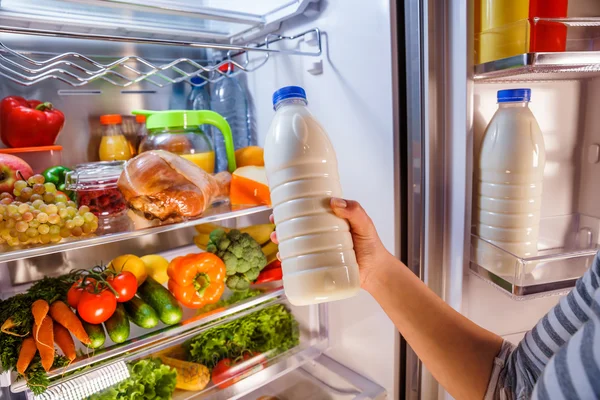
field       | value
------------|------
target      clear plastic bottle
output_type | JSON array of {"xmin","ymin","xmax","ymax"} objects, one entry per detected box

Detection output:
[
  {"xmin": 188, "ymin": 77, "xmax": 211, "ymax": 111},
  {"xmin": 264, "ymin": 86, "xmax": 360, "ymax": 306},
  {"xmin": 210, "ymin": 63, "xmax": 252, "ymax": 171}
]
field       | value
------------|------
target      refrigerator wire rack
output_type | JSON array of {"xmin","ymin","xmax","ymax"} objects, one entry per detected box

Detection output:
[{"xmin": 0, "ymin": 26, "xmax": 321, "ymax": 88}]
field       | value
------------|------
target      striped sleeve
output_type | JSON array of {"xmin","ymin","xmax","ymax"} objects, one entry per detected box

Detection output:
[{"xmin": 487, "ymin": 252, "xmax": 600, "ymax": 400}]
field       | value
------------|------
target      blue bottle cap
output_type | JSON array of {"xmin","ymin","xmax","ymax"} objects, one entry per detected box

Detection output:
[
  {"xmin": 190, "ymin": 77, "xmax": 205, "ymax": 85},
  {"xmin": 497, "ymin": 88, "xmax": 531, "ymax": 103},
  {"xmin": 272, "ymin": 86, "xmax": 307, "ymax": 109}
]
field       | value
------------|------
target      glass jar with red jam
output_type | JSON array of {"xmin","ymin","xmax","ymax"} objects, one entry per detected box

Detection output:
[{"xmin": 65, "ymin": 161, "xmax": 127, "ymax": 217}]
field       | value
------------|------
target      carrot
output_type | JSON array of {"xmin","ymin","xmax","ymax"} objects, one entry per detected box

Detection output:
[
  {"xmin": 33, "ymin": 316, "xmax": 54, "ymax": 372},
  {"xmin": 1, "ymin": 318, "xmax": 28, "ymax": 337},
  {"xmin": 49, "ymin": 301, "xmax": 90, "ymax": 345},
  {"xmin": 31, "ymin": 299, "xmax": 49, "ymax": 339},
  {"xmin": 53, "ymin": 323, "xmax": 76, "ymax": 361},
  {"xmin": 16, "ymin": 336, "xmax": 37, "ymax": 375}
]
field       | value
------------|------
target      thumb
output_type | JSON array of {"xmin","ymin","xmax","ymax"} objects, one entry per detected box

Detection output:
[{"xmin": 330, "ymin": 198, "xmax": 375, "ymax": 238}]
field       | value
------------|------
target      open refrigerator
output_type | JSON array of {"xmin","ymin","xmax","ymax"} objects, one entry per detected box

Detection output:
[{"xmin": 0, "ymin": 1, "xmax": 400, "ymax": 400}]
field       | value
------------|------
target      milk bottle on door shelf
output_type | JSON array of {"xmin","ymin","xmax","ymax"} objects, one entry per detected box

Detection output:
[
  {"xmin": 264, "ymin": 86, "xmax": 360, "ymax": 306},
  {"xmin": 474, "ymin": 88, "xmax": 545, "ymax": 274}
]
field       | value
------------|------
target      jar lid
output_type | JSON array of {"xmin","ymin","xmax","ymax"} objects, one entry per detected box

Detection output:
[
  {"xmin": 65, "ymin": 161, "xmax": 124, "ymax": 190},
  {"xmin": 132, "ymin": 109, "xmax": 221, "ymax": 131}
]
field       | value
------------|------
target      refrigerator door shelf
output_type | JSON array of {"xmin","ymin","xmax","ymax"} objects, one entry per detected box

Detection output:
[
  {"xmin": 474, "ymin": 17, "xmax": 600, "ymax": 82},
  {"xmin": 470, "ymin": 213, "xmax": 600, "ymax": 298}
]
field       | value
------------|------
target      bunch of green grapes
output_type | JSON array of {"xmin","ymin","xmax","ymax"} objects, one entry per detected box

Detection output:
[{"xmin": 0, "ymin": 174, "xmax": 99, "ymax": 247}]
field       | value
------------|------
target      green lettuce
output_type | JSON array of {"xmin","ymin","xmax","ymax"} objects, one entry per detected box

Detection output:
[
  {"xmin": 89, "ymin": 358, "xmax": 176, "ymax": 400},
  {"xmin": 187, "ymin": 304, "xmax": 299, "ymax": 369}
]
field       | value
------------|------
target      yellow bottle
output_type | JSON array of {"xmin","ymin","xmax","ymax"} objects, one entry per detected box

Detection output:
[{"xmin": 99, "ymin": 114, "xmax": 132, "ymax": 161}]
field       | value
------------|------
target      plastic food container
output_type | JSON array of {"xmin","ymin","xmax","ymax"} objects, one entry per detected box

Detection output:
[
  {"xmin": 65, "ymin": 161, "xmax": 127, "ymax": 217},
  {"xmin": 0, "ymin": 145, "xmax": 63, "ymax": 174}
]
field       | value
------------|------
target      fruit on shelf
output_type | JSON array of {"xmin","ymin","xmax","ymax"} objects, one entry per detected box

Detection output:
[
  {"xmin": 108, "ymin": 254, "xmax": 148, "ymax": 286},
  {"xmin": 140, "ymin": 254, "xmax": 169, "ymax": 285},
  {"xmin": 234, "ymin": 146, "xmax": 264, "ymax": 167},
  {"xmin": 0, "ymin": 154, "xmax": 33, "ymax": 193},
  {"xmin": 0, "ymin": 175, "xmax": 99, "ymax": 247},
  {"xmin": 117, "ymin": 150, "xmax": 232, "ymax": 221},
  {"xmin": 229, "ymin": 166, "xmax": 271, "ymax": 207},
  {"xmin": 0, "ymin": 97, "xmax": 65, "ymax": 148}
]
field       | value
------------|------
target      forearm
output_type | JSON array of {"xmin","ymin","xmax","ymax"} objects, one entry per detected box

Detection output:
[{"xmin": 365, "ymin": 254, "xmax": 503, "ymax": 400}]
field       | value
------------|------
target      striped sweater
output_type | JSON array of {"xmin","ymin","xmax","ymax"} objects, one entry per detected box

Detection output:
[{"xmin": 486, "ymin": 252, "xmax": 600, "ymax": 399}]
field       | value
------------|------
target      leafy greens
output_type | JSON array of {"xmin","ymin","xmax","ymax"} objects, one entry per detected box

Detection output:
[
  {"xmin": 89, "ymin": 358, "xmax": 177, "ymax": 400},
  {"xmin": 187, "ymin": 304, "xmax": 299, "ymax": 369}
]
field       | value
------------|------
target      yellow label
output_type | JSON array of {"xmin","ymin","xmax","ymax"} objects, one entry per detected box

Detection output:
[{"xmin": 181, "ymin": 152, "xmax": 215, "ymax": 173}]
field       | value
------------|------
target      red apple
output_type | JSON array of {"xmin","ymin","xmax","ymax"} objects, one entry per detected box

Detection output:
[{"xmin": 0, "ymin": 154, "xmax": 33, "ymax": 194}]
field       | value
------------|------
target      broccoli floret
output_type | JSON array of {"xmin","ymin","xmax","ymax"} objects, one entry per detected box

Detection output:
[{"xmin": 207, "ymin": 229, "xmax": 267, "ymax": 291}]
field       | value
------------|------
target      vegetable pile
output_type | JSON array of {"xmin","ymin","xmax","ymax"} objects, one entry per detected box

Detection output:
[
  {"xmin": 0, "ymin": 276, "xmax": 73, "ymax": 394},
  {"xmin": 206, "ymin": 229, "xmax": 267, "ymax": 291},
  {"xmin": 89, "ymin": 358, "xmax": 177, "ymax": 400}
]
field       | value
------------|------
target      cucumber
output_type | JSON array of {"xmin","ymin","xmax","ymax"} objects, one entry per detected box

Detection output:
[
  {"xmin": 137, "ymin": 276, "xmax": 183, "ymax": 325},
  {"xmin": 124, "ymin": 296, "xmax": 159, "ymax": 329},
  {"xmin": 104, "ymin": 304, "xmax": 130, "ymax": 343},
  {"xmin": 81, "ymin": 319, "xmax": 106, "ymax": 349}
]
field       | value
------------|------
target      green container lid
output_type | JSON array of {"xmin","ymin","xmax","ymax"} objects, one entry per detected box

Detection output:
[{"xmin": 132, "ymin": 109, "xmax": 236, "ymax": 172}]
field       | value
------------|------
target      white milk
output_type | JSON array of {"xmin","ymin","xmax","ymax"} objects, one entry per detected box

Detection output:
[
  {"xmin": 264, "ymin": 86, "xmax": 360, "ymax": 306},
  {"xmin": 474, "ymin": 88, "xmax": 545, "ymax": 274}
]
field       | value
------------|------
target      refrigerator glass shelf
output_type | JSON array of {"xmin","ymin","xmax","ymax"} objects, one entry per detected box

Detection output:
[
  {"xmin": 0, "ymin": 0, "xmax": 318, "ymax": 42},
  {"xmin": 0, "ymin": 203, "xmax": 270, "ymax": 264},
  {"xmin": 469, "ymin": 213, "xmax": 600, "ymax": 299},
  {"xmin": 241, "ymin": 354, "xmax": 387, "ymax": 400},
  {"xmin": 474, "ymin": 17, "xmax": 600, "ymax": 82}
]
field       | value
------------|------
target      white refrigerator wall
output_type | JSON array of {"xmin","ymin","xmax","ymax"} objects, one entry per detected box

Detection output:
[
  {"xmin": 244, "ymin": 0, "xmax": 399, "ymax": 398},
  {"xmin": 465, "ymin": 80, "xmax": 591, "ymax": 342}
]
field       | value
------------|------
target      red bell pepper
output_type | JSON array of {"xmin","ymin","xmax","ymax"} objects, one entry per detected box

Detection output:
[
  {"xmin": 0, "ymin": 96, "xmax": 65, "ymax": 148},
  {"xmin": 254, "ymin": 260, "xmax": 282, "ymax": 284}
]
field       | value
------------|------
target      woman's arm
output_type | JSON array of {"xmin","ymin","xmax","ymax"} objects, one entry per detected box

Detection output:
[{"xmin": 327, "ymin": 198, "xmax": 503, "ymax": 400}]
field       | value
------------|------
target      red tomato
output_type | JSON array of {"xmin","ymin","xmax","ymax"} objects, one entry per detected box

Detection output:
[
  {"xmin": 66, "ymin": 278, "xmax": 96, "ymax": 308},
  {"xmin": 212, "ymin": 352, "xmax": 266, "ymax": 389},
  {"xmin": 107, "ymin": 272, "xmax": 137, "ymax": 303},
  {"xmin": 77, "ymin": 289, "xmax": 117, "ymax": 324}
]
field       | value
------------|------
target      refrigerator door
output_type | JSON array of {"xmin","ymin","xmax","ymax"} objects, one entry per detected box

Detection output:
[{"xmin": 244, "ymin": 0, "xmax": 401, "ymax": 398}]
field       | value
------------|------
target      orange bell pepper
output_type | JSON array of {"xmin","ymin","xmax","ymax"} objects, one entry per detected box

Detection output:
[{"xmin": 167, "ymin": 253, "xmax": 226, "ymax": 309}]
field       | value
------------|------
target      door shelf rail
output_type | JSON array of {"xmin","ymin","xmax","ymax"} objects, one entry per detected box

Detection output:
[
  {"xmin": 474, "ymin": 52, "xmax": 600, "ymax": 82},
  {"xmin": 0, "ymin": 26, "xmax": 321, "ymax": 88}
]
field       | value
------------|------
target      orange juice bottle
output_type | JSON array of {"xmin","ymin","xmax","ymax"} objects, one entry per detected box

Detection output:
[{"xmin": 99, "ymin": 115, "xmax": 132, "ymax": 161}]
